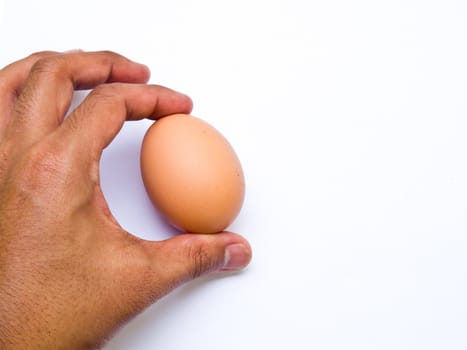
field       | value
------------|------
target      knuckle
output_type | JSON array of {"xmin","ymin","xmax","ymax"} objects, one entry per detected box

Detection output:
[
  {"xmin": 0, "ymin": 51, "xmax": 55, "ymax": 76},
  {"xmin": 187, "ymin": 244, "xmax": 215, "ymax": 279},
  {"xmin": 91, "ymin": 83, "xmax": 117, "ymax": 97},
  {"xmin": 88, "ymin": 84, "xmax": 125, "ymax": 111},
  {"xmin": 98, "ymin": 50, "xmax": 125, "ymax": 64},
  {"xmin": 99, "ymin": 50, "xmax": 119, "ymax": 58},
  {"xmin": 30, "ymin": 55, "xmax": 66, "ymax": 79},
  {"xmin": 27, "ymin": 50, "xmax": 57, "ymax": 60},
  {"xmin": 90, "ymin": 50, "xmax": 121, "ymax": 68}
]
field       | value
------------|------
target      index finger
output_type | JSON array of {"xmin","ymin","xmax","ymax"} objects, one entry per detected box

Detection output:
[{"xmin": 55, "ymin": 83, "xmax": 193, "ymax": 164}]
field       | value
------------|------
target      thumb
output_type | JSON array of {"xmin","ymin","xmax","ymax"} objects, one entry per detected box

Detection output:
[{"xmin": 145, "ymin": 232, "xmax": 252, "ymax": 291}]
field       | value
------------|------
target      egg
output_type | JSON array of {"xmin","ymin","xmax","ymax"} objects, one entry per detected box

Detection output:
[{"xmin": 140, "ymin": 114, "xmax": 245, "ymax": 234}]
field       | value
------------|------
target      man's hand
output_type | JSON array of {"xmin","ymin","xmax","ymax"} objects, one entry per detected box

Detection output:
[{"xmin": 0, "ymin": 51, "xmax": 251, "ymax": 350}]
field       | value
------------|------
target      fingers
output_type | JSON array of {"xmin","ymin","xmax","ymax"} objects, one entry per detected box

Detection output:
[
  {"xmin": 7, "ymin": 50, "xmax": 150, "ymax": 147},
  {"xmin": 0, "ymin": 51, "xmax": 57, "ymax": 135},
  {"xmin": 143, "ymin": 232, "xmax": 252, "ymax": 293},
  {"xmin": 93, "ymin": 231, "xmax": 250, "ymax": 328},
  {"xmin": 56, "ymin": 83, "xmax": 193, "ymax": 163}
]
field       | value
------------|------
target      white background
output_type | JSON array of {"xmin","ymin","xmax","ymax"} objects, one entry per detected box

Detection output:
[{"xmin": 1, "ymin": 0, "xmax": 467, "ymax": 349}]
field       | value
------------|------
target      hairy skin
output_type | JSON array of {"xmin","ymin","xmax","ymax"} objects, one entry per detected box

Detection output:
[{"xmin": 0, "ymin": 51, "xmax": 251, "ymax": 349}]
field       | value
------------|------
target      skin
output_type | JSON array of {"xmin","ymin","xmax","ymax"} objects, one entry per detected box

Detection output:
[{"xmin": 0, "ymin": 50, "xmax": 252, "ymax": 349}]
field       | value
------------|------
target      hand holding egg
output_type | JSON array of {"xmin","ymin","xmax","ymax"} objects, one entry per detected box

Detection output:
[
  {"xmin": 140, "ymin": 114, "xmax": 245, "ymax": 234},
  {"xmin": 0, "ymin": 50, "xmax": 252, "ymax": 349}
]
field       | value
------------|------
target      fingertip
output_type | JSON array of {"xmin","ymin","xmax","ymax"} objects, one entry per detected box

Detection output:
[
  {"xmin": 221, "ymin": 231, "xmax": 252, "ymax": 269},
  {"xmin": 139, "ymin": 64, "xmax": 151, "ymax": 83},
  {"xmin": 126, "ymin": 61, "xmax": 151, "ymax": 84},
  {"xmin": 181, "ymin": 92, "xmax": 194, "ymax": 114},
  {"xmin": 164, "ymin": 89, "xmax": 194, "ymax": 117},
  {"xmin": 186, "ymin": 231, "xmax": 252, "ymax": 272},
  {"xmin": 221, "ymin": 241, "xmax": 252, "ymax": 271}
]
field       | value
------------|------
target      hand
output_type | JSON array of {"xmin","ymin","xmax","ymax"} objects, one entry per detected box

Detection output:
[{"xmin": 0, "ymin": 51, "xmax": 251, "ymax": 350}]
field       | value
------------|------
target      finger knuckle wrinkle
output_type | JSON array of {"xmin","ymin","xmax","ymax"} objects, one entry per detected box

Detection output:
[
  {"xmin": 188, "ymin": 245, "xmax": 213, "ymax": 279},
  {"xmin": 30, "ymin": 56, "xmax": 65, "ymax": 79},
  {"xmin": 89, "ymin": 84, "xmax": 125, "ymax": 111},
  {"xmin": 91, "ymin": 83, "xmax": 116, "ymax": 97}
]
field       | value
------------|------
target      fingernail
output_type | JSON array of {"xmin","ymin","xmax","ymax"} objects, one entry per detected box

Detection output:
[{"xmin": 222, "ymin": 243, "xmax": 251, "ymax": 271}]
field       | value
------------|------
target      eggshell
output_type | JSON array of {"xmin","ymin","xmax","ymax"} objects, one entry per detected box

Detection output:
[{"xmin": 140, "ymin": 114, "xmax": 245, "ymax": 234}]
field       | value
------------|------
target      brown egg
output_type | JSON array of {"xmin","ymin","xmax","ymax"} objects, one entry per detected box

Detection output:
[{"xmin": 140, "ymin": 114, "xmax": 245, "ymax": 234}]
